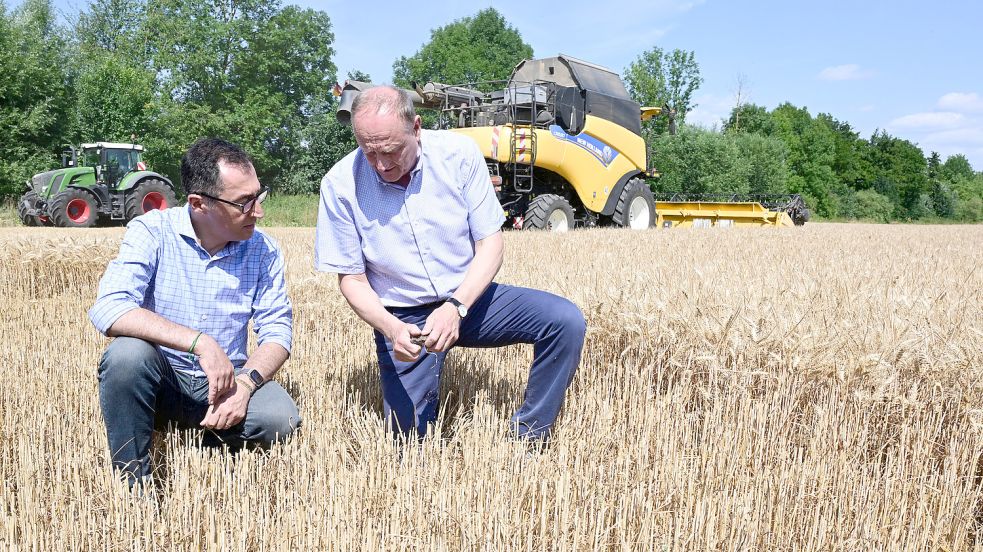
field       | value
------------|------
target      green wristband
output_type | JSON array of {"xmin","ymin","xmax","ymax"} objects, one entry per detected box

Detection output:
[{"xmin": 187, "ymin": 331, "xmax": 203, "ymax": 359}]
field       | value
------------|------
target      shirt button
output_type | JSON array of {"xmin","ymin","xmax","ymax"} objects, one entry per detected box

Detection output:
[{"xmin": 201, "ymin": 315, "xmax": 208, "ymax": 320}]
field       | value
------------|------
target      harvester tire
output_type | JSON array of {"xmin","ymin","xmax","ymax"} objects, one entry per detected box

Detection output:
[
  {"xmin": 17, "ymin": 191, "xmax": 42, "ymax": 226},
  {"xmin": 792, "ymin": 208, "xmax": 810, "ymax": 226},
  {"xmin": 523, "ymin": 194, "xmax": 574, "ymax": 232},
  {"xmin": 612, "ymin": 177, "xmax": 655, "ymax": 229},
  {"xmin": 125, "ymin": 179, "xmax": 178, "ymax": 221},
  {"xmin": 49, "ymin": 188, "xmax": 98, "ymax": 228}
]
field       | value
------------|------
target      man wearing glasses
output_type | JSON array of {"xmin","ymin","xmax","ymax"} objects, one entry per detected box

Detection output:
[{"xmin": 89, "ymin": 137, "xmax": 299, "ymax": 487}]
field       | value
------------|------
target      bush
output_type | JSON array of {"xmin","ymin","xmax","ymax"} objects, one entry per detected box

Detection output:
[{"xmin": 852, "ymin": 189, "xmax": 894, "ymax": 222}]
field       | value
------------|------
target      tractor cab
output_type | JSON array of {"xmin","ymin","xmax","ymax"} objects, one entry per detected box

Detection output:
[{"xmin": 79, "ymin": 142, "xmax": 145, "ymax": 189}]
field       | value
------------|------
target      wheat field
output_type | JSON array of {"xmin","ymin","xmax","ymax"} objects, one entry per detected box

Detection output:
[{"xmin": 0, "ymin": 223, "xmax": 981, "ymax": 550}]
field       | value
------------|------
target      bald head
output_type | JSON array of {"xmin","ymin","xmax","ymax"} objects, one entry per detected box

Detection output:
[{"xmin": 351, "ymin": 86, "xmax": 417, "ymax": 135}]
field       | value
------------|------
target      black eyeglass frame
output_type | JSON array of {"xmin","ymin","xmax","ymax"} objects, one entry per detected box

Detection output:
[{"xmin": 197, "ymin": 186, "xmax": 269, "ymax": 214}]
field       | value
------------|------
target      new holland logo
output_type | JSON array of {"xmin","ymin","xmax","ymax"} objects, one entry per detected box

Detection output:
[{"xmin": 549, "ymin": 125, "xmax": 620, "ymax": 167}]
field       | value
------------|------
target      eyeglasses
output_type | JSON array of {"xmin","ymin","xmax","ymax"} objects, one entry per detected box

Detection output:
[{"xmin": 198, "ymin": 186, "xmax": 269, "ymax": 214}]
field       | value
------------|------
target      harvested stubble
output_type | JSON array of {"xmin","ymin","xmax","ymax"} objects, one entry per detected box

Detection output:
[{"xmin": 1, "ymin": 223, "xmax": 982, "ymax": 550}]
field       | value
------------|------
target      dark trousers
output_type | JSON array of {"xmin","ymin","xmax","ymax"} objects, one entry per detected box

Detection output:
[
  {"xmin": 97, "ymin": 337, "xmax": 301, "ymax": 485},
  {"xmin": 374, "ymin": 283, "xmax": 585, "ymax": 440}
]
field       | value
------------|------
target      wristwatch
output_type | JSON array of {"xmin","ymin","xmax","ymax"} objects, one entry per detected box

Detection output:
[
  {"xmin": 446, "ymin": 297, "xmax": 468, "ymax": 319},
  {"xmin": 246, "ymin": 369, "xmax": 265, "ymax": 389}
]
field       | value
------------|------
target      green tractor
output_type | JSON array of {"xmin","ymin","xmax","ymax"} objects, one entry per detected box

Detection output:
[{"xmin": 18, "ymin": 142, "xmax": 177, "ymax": 227}]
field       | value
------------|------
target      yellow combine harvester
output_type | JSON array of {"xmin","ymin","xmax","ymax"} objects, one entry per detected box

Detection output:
[{"xmin": 337, "ymin": 55, "xmax": 809, "ymax": 231}]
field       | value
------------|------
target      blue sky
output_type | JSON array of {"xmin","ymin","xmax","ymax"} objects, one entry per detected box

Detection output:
[
  {"xmin": 33, "ymin": 0, "xmax": 983, "ymax": 169},
  {"xmin": 308, "ymin": 0, "xmax": 983, "ymax": 170}
]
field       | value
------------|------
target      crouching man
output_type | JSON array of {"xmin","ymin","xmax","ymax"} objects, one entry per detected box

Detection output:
[
  {"xmin": 315, "ymin": 86, "xmax": 586, "ymax": 443},
  {"xmin": 88, "ymin": 137, "xmax": 300, "ymax": 486}
]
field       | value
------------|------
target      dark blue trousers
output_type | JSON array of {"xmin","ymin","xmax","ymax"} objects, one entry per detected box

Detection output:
[{"xmin": 373, "ymin": 283, "xmax": 586, "ymax": 440}]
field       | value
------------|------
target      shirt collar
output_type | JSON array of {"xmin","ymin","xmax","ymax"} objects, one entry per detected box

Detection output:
[{"xmin": 176, "ymin": 204, "xmax": 242, "ymax": 258}]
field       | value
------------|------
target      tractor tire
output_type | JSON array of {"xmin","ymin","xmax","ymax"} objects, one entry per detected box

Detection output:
[
  {"xmin": 612, "ymin": 177, "xmax": 655, "ymax": 230},
  {"xmin": 523, "ymin": 194, "xmax": 574, "ymax": 232},
  {"xmin": 17, "ymin": 191, "xmax": 42, "ymax": 226},
  {"xmin": 125, "ymin": 179, "xmax": 178, "ymax": 221},
  {"xmin": 49, "ymin": 188, "xmax": 98, "ymax": 228}
]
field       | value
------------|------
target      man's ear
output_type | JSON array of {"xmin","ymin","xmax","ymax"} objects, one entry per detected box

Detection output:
[{"xmin": 187, "ymin": 194, "xmax": 205, "ymax": 212}]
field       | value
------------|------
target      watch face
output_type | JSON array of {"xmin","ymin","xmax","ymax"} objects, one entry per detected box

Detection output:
[
  {"xmin": 457, "ymin": 304, "xmax": 468, "ymax": 318},
  {"xmin": 248, "ymin": 370, "xmax": 264, "ymax": 387}
]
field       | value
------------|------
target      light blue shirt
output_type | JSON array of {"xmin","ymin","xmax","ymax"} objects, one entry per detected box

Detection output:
[
  {"xmin": 314, "ymin": 130, "xmax": 505, "ymax": 307},
  {"xmin": 88, "ymin": 206, "xmax": 292, "ymax": 375}
]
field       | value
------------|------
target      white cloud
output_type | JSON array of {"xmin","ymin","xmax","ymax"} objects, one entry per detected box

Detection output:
[
  {"xmin": 888, "ymin": 112, "xmax": 964, "ymax": 130},
  {"xmin": 817, "ymin": 64, "xmax": 873, "ymax": 81},
  {"xmin": 937, "ymin": 92, "xmax": 983, "ymax": 113},
  {"xmin": 923, "ymin": 127, "xmax": 983, "ymax": 145}
]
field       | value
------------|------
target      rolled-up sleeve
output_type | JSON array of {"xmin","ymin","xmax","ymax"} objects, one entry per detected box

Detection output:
[
  {"xmin": 314, "ymin": 169, "xmax": 365, "ymax": 274},
  {"xmin": 88, "ymin": 219, "xmax": 159, "ymax": 335},
  {"xmin": 252, "ymin": 239, "xmax": 292, "ymax": 353},
  {"xmin": 462, "ymin": 139, "xmax": 506, "ymax": 241}
]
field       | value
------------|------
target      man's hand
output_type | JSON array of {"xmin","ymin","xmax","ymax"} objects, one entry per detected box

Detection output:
[
  {"xmin": 200, "ymin": 380, "xmax": 250, "ymax": 430},
  {"xmin": 196, "ymin": 334, "xmax": 235, "ymax": 404},
  {"xmin": 388, "ymin": 320, "xmax": 425, "ymax": 362},
  {"xmin": 421, "ymin": 303, "xmax": 461, "ymax": 353}
]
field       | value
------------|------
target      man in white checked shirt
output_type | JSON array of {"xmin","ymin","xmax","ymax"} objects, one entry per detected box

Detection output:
[
  {"xmin": 89, "ymin": 138, "xmax": 300, "ymax": 487},
  {"xmin": 315, "ymin": 86, "xmax": 586, "ymax": 444}
]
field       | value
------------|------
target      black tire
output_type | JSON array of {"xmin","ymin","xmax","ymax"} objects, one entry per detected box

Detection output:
[
  {"xmin": 611, "ymin": 177, "xmax": 655, "ymax": 229},
  {"xmin": 523, "ymin": 194, "xmax": 574, "ymax": 232},
  {"xmin": 792, "ymin": 208, "xmax": 810, "ymax": 226},
  {"xmin": 125, "ymin": 179, "xmax": 178, "ymax": 221},
  {"xmin": 49, "ymin": 188, "xmax": 98, "ymax": 228},
  {"xmin": 18, "ymin": 191, "xmax": 41, "ymax": 226}
]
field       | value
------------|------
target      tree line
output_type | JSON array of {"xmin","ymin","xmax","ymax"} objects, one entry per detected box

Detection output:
[{"xmin": 2, "ymin": 1, "xmax": 980, "ymax": 222}]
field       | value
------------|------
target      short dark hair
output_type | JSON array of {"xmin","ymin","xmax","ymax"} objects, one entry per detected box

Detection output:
[{"xmin": 180, "ymin": 138, "xmax": 254, "ymax": 197}]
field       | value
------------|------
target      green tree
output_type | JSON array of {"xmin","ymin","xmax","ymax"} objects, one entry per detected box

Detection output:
[
  {"xmin": 733, "ymin": 132, "xmax": 789, "ymax": 195},
  {"xmin": 770, "ymin": 103, "xmax": 838, "ymax": 216},
  {"xmin": 866, "ymin": 130, "xmax": 929, "ymax": 219},
  {"xmin": 650, "ymin": 126, "xmax": 750, "ymax": 195},
  {"xmin": 0, "ymin": 0, "xmax": 72, "ymax": 196},
  {"xmin": 941, "ymin": 153, "xmax": 975, "ymax": 182},
  {"xmin": 624, "ymin": 47, "xmax": 702, "ymax": 138},
  {"xmin": 392, "ymin": 8, "xmax": 532, "ymax": 89},
  {"xmin": 70, "ymin": 53, "xmax": 157, "ymax": 144},
  {"xmin": 852, "ymin": 189, "xmax": 894, "ymax": 222},
  {"xmin": 723, "ymin": 103, "xmax": 774, "ymax": 135},
  {"xmin": 136, "ymin": 0, "xmax": 337, "ymax": 190},
  {"xmin": 282, "ymin": 69, "xmax": 368, "ymax": 194}
]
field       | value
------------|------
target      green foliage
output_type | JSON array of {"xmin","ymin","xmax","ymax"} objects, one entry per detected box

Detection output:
[
  {"xmin": 724, "ymin": 104, "xmax": 774, "ymax": 135},
  {"xmin": 624, "ymin": 47, "xmax": 702, "ymax": 138},
  {"xmin": 770, "ymin": 103, "xmax": 838, "ymax": 217},
  {"xmin": 392, "ymin": 8, "xmax": 532, "ymax": 89},
  {"xmin": 733, "ymin": 132, "xmax": 790, "ymax": 195},
  {"xmin": 0, "ymin": 0, "xmax": 72, "ymax": 196},
  {"xmin": 70, "ymin": 53, "xmax": 157, "ymax": 143},
  {"xmin": 867, "ymin": 130, "xmax": 930, "ymax": 219},
  {"xmin": 651, "ymin": 126, "xmax": 750, "ymax": 195},
  {"xmin": 941, "ymin": 154, "xmax": 975, "ymax": 182},
  {"xmin": 851, "ymin": 189, "xmax": 894, "ymax": 222}
]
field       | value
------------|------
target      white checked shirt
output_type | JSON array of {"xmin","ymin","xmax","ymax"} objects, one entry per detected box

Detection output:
[
  {"xmin": 314, "ymin": 130, "xmax": 505, "ymax": 307},
  {"xmin": 88, "ymin": 206, "xmax": 292, "ymax": 375}
]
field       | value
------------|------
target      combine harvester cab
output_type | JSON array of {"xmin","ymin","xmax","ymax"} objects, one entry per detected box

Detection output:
[{"xmin": 336, "ymin": 55, "xmax": 807, "ymax": 231}]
